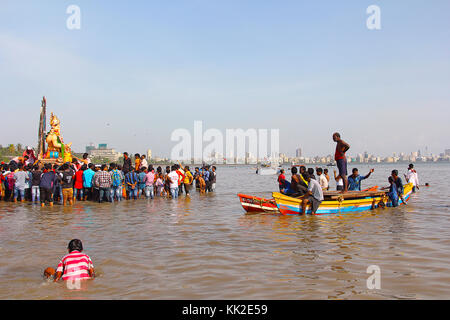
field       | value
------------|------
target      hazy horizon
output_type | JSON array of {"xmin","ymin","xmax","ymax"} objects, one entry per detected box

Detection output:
[{"xmin": 1, "ymin": 1, "xmax": 449, "ymax": 158}]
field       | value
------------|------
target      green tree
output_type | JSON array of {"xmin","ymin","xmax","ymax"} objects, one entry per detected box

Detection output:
[{"xmin": 8, "ymin": 144, "xmax": 15, "ymax": 154}]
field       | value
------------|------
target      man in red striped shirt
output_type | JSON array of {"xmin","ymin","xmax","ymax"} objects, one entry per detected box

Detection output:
[{"xmin": 54, "ymin": 239, "xmax": 95, "ymax": 282}]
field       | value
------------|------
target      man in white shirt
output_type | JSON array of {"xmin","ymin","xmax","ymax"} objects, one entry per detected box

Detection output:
[
  {"xmin": 168, "ymin": 166, "xmax": 179, "ymax": 199},
  {"xmin": 316, "ymin": 168, "xmax": 329, "ymax": 190},
  {"xmin": 298, "ymin": 173, "xmax": 324, "ymax": 215},
  {"xmin": 140, "ymin": 155, "xmax": 148, "ymax": 170},
  {"xmin": 404, "ymin": 163, "xmax": 419, "ymax": 192},
  {"xmin": 13, "ymin": 163, "xmax": 30, "ymax": 202}
]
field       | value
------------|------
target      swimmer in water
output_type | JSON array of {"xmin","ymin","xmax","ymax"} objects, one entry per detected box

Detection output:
[{"xmin": 54, "ymin": 239, "xmax": 95, "ymax": 282}]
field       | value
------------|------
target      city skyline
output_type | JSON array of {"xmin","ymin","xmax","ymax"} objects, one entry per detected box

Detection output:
[
  {"xmin": 1, "ymin": 137, "xmax": 448, "ymax": 162},
  {"xmin": 1, "ymin": 1, "xmax": 449, "ymax": 158},
  {"xmin": 77, "ymin": 140, "xmax": 449, "ymax": 164}
]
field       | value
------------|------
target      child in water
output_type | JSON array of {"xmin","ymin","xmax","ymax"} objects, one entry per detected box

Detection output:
[{"xmin": 52, "ymin": 239, "xmax": 95, "ymax": 282}]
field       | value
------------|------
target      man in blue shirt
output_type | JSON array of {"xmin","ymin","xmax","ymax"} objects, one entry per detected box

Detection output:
[
  {"xmin": 203, "ymin": 166, "xmax": 210, "ymax": 192},
  {"xmin": 137, "ymin": 167, "xmax": 146, "ymax": 198},
  {"xmin": 348, "ymin": 168, "xmax": 374, "ymax": 191},
  {"xmin": 391, "ymin": 169, "xmax": 406, "ymax": 204},
  {"xmin": 387, "ymin": 176, "xmax": 399, "ymax": 207},
  {"xmin": 125, "ymin": 169, "xmax": 139, "ymax": 200},
  {"xmin": 82, "ymin": 163, "xmax": 96, "ymax": 200}
]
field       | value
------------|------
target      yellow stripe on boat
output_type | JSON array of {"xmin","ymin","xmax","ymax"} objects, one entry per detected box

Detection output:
[{"xmin": 272, "ymin": 183, "xmax": 413, "ymax": 215}]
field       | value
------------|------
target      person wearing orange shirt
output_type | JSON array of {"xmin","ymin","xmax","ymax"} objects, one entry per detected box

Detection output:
[{"xmin": 134, "ymin": 154, "xmax": 141, "ymax": 171}]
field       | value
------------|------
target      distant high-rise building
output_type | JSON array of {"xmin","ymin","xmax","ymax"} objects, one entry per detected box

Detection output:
[
  {"xmin": 85, "ymin": 143, "xmax": 95, "ymax": 154},
  {"xmin": 296, "ymin": 148, "xmax": 302, "ymax": 158},
  {"xmin": 445, "ymin": 149, "xmax": 450, "ymax": 156},
  {"xmin": 98, "ymin": 143, "xmax": 107, "ymax": 150},
  {"xmin": 245, "ymin": 152, "xmax": 257, "ymax": 164},
  {"xmin": 358, "ymin": 153, "xmax": 364, "ymax": 162},
  {"xmin": 147, "ymin": 149, "xmax": 152, "ymax": 160}
]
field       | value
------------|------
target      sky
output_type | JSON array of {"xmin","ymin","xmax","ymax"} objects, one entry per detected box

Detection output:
[{"xmin": 1, "ymin": 0, "xmax": 449, "ymax": 158}]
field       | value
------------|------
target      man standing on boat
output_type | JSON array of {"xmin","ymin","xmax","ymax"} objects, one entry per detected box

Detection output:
[{"xmin": 332, "ymin": 132, "xmax": 350, "ymax": 192}]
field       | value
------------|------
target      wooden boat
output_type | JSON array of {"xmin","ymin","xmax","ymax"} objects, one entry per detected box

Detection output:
[
  {"xmin": 237, "ymin": 194, "xmax": 278, "ymax": 213},
  {"xmin": 238, "ymin": 186, "xmax": 379, "ymax": 214},
  {"xmin": 272, "ymin": 183, "xmax": 413, "ymax": 215}
]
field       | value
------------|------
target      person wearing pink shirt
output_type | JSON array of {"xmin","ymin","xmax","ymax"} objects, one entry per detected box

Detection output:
[{"xmin": 143, "ymin": 165, "xmax": 156, "ymax": 199}]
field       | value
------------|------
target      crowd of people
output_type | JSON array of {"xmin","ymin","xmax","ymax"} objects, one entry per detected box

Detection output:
[
  {"xmin": 276, "ymin": 162, "xmax": 420, "ymax": 214},
  {"xmin": 275, "ymin": 130, "xmax": 421, "ymax": 216},
  {"xmin": 0, "ymin": 151, "xmax": 217, "ymax": 206},
  {"xmin": 277, "ymin": 165, "xmax": 335, "ymax": 214}
]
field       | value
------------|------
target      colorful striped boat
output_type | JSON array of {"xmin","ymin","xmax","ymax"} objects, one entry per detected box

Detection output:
[
  {"xmin": 272, "ymin": 183, "xmax": 414, "ymax": 215},
  {"xmin": 237, "ymin": 186, "xmax": 379, "ymax": 214},
  {"xmin": 237, "ymin": 194, "xmax": 278, "ymax": 213}
]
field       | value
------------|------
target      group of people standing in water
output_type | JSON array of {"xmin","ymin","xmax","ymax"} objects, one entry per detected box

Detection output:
[{"xmin": 0, "ymin": 150, "xmax": 217, "ymax": 206}]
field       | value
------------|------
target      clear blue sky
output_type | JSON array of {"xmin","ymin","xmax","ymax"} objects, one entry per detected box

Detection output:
[{"xmin": 1, "ymin": 0, "xmax": 449, "ymax": 158}]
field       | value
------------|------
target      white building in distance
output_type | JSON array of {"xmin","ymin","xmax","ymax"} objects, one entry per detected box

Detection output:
[{"xmin": 88, "ymin": 144, "xmax": 121, "ymax": 162}]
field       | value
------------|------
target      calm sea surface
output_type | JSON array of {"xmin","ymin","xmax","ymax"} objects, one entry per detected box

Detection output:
[{"xmin": 0, "ymin": 163, "xmax": 449, "ymax": 299}]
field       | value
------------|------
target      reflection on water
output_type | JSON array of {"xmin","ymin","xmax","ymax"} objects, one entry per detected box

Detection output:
[{"xmin": 0, "ymin": 163, "xmax": 449, "ymax": 299}]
